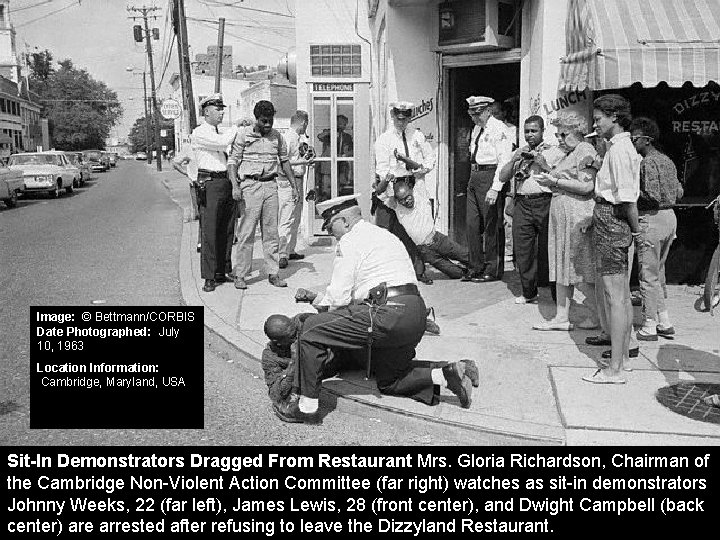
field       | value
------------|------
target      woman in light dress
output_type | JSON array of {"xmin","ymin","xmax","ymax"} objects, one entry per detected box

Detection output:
[{"xmin": 533, "ymin": 111, "xmax": 598, "ymax": 331}]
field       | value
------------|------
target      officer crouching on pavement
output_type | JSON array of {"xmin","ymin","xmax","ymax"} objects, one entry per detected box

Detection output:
[
  {"xmin": 191, "ymin": 94, "xmax": 238, "ymax": 292},
  {"xmin": 272, "ymin": 194, "xmax": 479, "ymax": 424}
]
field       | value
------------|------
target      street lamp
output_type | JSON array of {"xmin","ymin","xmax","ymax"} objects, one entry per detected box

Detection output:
[{"xmin": 127, "ymin": 68, "xmax": 152, "ymax": 165}]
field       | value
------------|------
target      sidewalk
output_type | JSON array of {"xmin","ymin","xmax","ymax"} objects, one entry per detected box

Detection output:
[{"xmin": 157, "ymin": 168, "xmax": 720, "ymax": 445}]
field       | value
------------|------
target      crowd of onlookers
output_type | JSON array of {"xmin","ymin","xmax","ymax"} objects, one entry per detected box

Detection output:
[{"xmin": 175, "ymin": 92, "xmax": 684, "ymax": 385}]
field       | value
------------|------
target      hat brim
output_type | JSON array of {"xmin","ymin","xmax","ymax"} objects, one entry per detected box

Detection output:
[{"xmin": 202, "ymin": 101, "xmax": 226, "ymax": 109}]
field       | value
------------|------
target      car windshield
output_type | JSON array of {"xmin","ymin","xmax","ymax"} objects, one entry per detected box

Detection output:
[
  {"xmin": 67, "ymin": 155, "xmax": 79, "ymax": 164},
  {"xmin": 84, "ymin": 152, "xmax": 101, "ymax": 160},
  {"xmin": 8, "ymin": 154, "xmax": 58, "ymax": 166}
]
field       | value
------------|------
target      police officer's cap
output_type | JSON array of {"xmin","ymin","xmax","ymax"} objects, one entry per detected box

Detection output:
[
  {"xmin": 316, "ymin": 194, "xmax": 361, "ymax": 231},
  {"xmin": 200, "ymin": 93, "xmax": 226, "ymax": 110},
  {"xmin": 466, "ymin": 96, "xmax": 494, "ymax": 112},
  {"xmin": 390, "ymin": 101, "xmax": 414, "ymax": 119}
]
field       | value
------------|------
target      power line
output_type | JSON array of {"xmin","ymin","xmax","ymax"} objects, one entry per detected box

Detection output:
[
  {"xmin": 196, "ymin": 0, "xmax": 293, "ymax": 18},
  {"xmin": 158, "ymin": 33, "xmax": 176, "ymax": 89},
  {"xmin": 14, "ymin": 0, "xmax": 80, "ymax": 27},
  {"xmin": 194, "ymin": 21, "xmax": 286, "ymax": 53},
  {"xmin": 9, "ymin": 0, "xmax": 56, "ymax": 13},
  {"xmin": 186, "ymin": 16, "xmax": 293, "ymax": 31}
]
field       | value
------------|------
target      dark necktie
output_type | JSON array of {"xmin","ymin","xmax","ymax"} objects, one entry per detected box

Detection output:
[
  {"xmin": 402, "ymin": 130, "xmax": 410, "ymax": 156},
  {"xmin": 471, "ymin": 128, "xmax": 483, "ymax": 163}
]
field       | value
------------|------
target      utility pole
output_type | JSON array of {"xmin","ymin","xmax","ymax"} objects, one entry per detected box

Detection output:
[
  {"xmin": 214, "ymin": 18, "xmax": 225, "ymax": 93},
  {"xmin": 142, "ymin": 72, "xmax": 151, "ymax": 161},
  {"xmin": 128, "ymin": 5, "xmax": 163, "ymax": 171},
  {"xmin": 173, "ymin": 0, "xmax": 197, "ymax": 133}
]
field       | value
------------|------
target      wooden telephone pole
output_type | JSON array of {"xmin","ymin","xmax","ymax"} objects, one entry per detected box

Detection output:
[
  {"xmin": 128, "ymin": 5, "xmax": 163, "ymax": 171},
  {"xmin": 173, "ymin": 0, "xmax": 197, "ymax": 133}
]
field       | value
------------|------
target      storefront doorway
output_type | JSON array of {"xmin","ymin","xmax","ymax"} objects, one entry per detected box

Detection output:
[{"xmin": 447, "ymin": 62, "xmax": 520, "ymax": 244}]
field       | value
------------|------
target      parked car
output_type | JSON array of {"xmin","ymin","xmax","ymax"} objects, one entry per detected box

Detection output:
[
  {"xmin": 8, "ymin": 152, "xmax": 78, "ymax": 198},
  {"xmin": 108, "ymin": 153, "xmax": 118, "ymax": 167},
  {"xmin": 63, "ymin": 152, "xmax": 90, "ymax": 186},
  {"xmin": 82, "ymin": 150, "xmax": 109, "ymax": 172},
  {"xmin": 135, "ymin": 152, "xmax": 148, "ymax": 161},
  {"xmin": 0, "ymin": 160, "xmax": 24, "ymax": 208}
]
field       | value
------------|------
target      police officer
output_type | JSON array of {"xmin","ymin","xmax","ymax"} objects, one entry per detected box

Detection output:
[
  {"xmin": 271, "ymin": 194, "xmax": 478, "ymax": 423},
  {"xmin": 374, "ymin": 101, "xmax": 436, "ymax": 284},
  {"xmin": 191, "ymin": 94, "xmax": 239, "ymax": 292},
  {"xmin": 465, "ymin": 96, "xmax": 513, "ymax": 282}
]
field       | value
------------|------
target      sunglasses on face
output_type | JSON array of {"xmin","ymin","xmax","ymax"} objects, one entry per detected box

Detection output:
[
  {"xmin": 631, "ymin": 135, "xmax": 653, "ymax": 143},
  {"xmin": 555, "ymin": 132, "xmax": 569, "ymax": 140}
]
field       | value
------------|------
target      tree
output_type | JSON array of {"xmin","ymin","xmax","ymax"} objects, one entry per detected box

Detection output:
[
  {"xmin": 128, "ymin": 115, "xmax": 175, "ymax": 154},
  {"xmin": 28, "ymin": 56, "xmax": 123, "ymax": 151}
]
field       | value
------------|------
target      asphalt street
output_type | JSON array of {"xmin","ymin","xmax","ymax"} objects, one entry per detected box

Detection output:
[{"xmin": 0, "ymin": 161, "xmax": 530, "ymax": 446}]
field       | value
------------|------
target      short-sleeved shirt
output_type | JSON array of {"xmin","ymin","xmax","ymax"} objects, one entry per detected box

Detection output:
[
  {"xmin": 227, "ymin": 125, "xmax": 289, "ymax": 178},
  {"xmin": 172, "ymin": 143, "xmax": 198, "ymax": 184},
  {"xmin": 638, "ymin": 148, "xmax": 683, "ymax": 210},
  {"xmin": 285, "ymin": 129, "xmax": 308, "ymax": 177},
  {"xmin": 375, "ymin": 127, "xmax": 435, "ymax": 202},
  {"xmin": 469, "ymin": 115, "xmax": 513, "ymax": 190},
  {"xmin": 317, "ymin": 220, "xmax": 417, "ymax": 309},
  {"xmin": 510, "ymin": 143, "xmax": 565, "ymax": 195},
  {"xmin": 387, "ymin": 179, "xmax": 435, "ymax": 246},
  {"xmin": 190, "ymin": 122, "xmax": 238, "ymax": 172},
  {"xmin": 594, "ymin": 132, "xmax": 641, "ymax": 204}
]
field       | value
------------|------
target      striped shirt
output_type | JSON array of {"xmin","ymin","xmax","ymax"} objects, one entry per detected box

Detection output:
[{"xmin": 227, "ymin": 125, "xmax": 289, "ymax": 177}]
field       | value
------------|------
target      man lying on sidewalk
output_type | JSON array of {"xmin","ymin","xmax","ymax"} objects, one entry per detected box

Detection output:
[
  {"xmin": 271, "ymin": 194, "xmax": 479, "ymax": 424},
  {"xmin": 388, "ymin": 180, "xmax": 471, "ymax": 280}
]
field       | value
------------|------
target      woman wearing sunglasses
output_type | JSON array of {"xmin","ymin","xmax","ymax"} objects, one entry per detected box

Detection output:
[
  {"xmin": 533, "ymin": 111, "xmax": 599, "ymax": 331},
  {"xmin": 629, "ymin": 117, "xmax": 683, "ymax": 341}
]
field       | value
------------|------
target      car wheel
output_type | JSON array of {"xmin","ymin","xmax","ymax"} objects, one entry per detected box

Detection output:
[
  {"xmin": 49, "ymin": 183, "xmax": 59, "ymax": 198},
  {"xmin": 3, "ymin": 190, "xmax": 17, "ymax": 208},
  {"xmin": 66, "ymin": 179, "xmax": 74, "ymax": 194}
]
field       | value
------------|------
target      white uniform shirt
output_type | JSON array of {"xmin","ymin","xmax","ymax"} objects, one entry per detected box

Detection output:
[
  {"xmin": 387, "ymin": 179, "xmax": 435, "ymax": 246},
  {"xmin": 285, "ymin": 129, "xmax": 308, "ymax": 177},
  {"xmin": 190, "ymin": 122, "xmax": 238, "ymax": 172},
  {"xmin": 375, "ymin": 127, "xmax": 435, "ymax": 202},
  {"xmin": 468, "ymin": 115, "xmax": 513, "ymax": 191},
  {"xmin": 595, "ymin": 132, "xmax": 641, "ymax": 204},
  {"xmin": 172, "ymin": 143, "xmax": 198, "ymax": 184},
  {"xmin": 317, "ymin": 220, "xmax": 418, "ymax": 308}
]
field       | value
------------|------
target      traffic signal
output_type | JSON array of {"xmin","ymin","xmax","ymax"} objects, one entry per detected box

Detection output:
[
  {"xmin": 152, "ymin": 28, "xmax": 160, "ymax": 40},
  {"xmin": 133, "ymin": 25, "xmax": 143, "ymax": 42}
]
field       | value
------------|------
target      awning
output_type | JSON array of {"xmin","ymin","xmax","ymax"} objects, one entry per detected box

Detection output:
[{"xmin": 559, "ymin": 0, "xmax": 720, "ymax": 91}]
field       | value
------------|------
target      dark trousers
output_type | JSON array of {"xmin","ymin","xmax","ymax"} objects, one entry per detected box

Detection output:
[
  {"xmin": 466, "ymin": 168, "xmax": 505, "ymax": 277},
  {"xmin": 374, "ymin": 201, "xmax": 426, "ymax": 278},
  {"xmin": 200, "ymin": 175, "xmax": 235, "ymax": 279},
  {"xmin": 417, "ymin": 231, "xmax": 470, "ymax": 279},
  {"xmin": 298, "ymin": 295, "xmax": 438, "ymax": 404},
  {"xmin": 512, "ymin": 194, "xmax": 551, "ymax": 299}
]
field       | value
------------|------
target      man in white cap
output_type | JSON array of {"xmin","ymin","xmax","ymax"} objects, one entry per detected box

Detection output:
[
  {"xmin": 191, "ymin": 93, "xmax": 239, "ymax": 292},
  {"xmin": 373, "ymin": 101, "xmax": 436, "ymax": 284},
  {"xmin": 464, "ymin": 95, "xmax": 513, "ymax": 283},
  {"xmin": 271, "ymin": 193, "xmax": 478, "ymax": 423}
]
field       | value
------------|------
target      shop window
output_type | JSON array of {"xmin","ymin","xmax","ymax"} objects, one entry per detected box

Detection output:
[
  {"xmin": 0, "ymin": 99, "xmax": 5, "ymax": 113},
  {"xmin": 310, "ymin": 44, "xmax": 361, "ymax": 78}
]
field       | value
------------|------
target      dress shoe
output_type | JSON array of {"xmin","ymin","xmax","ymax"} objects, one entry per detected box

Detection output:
[
  {"xmin": 214, "ymin": 273, "xmax": 231, "ymax": 283},
  {"xmin": 418, "ymin": 274, "xmax": 433, "ymax": 285},
  {"xmin": 268, "ymin": 274, "xmax": 287, "ymax": 287},
  {"xmin": 442, "ymin": 362, "xmax": 472, "ymax": 408},
  {"xmin": 202, "ymin": 279, "xmax": 216, "ymax": 292},
  {"xmin": 636, "ymin": 330, "xmax": 658, "ymax": 342},
  {"xmin": 460, "ymin": 359, "xmax": 479, "ymax": 388},
  {"xmin": 279, "ymin": 257, "xmax": 288, "ymax": 269},
  {"xmin": 425, "ymin": 319, "xmax": 441, "ymax": 335},
  {"xmin": 288, "ymin": 253, "xmax": 305, "ymax": 260},
  {"xmin": 273, "ymin": 396, "xmax": 317, "ymax": 424},
  {"xmin": 461, "ymin": 271, "xmax": 480, "ymax": 282},
  {"xmin": 515, "ymin": 295, "xmax": 538, "ymax": 304},
  {"xmin": 234, "ymin": 276, "xmax": 247, "ymax": 290},
  {"xmin": 472, "ymin": 274, "xmax": 499, "ymax": 283},
  {"xmin": 585, "ymin": 335, "xmax": 611, "ymax": 346},
  {"xmin": 657, "ymin": 325, "xmax": 675, "ymax": 338},
  {"xmin": 601, "ymin": 347, "xmax": 639, "ymax": 359}
]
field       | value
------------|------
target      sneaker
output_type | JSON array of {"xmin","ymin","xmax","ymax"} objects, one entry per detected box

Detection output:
[
  {"xmin": 581, "ymin": 369, "xmax": 626, "ymax": 384},
  {"xmin": 279, "ymin": 257, "xmax": 288, "ymax": 269},
  {"xmin": 515, "ymin": 295, "xmax": 538, "ymax": 304},
  {"xmin": 657, "ymin": 325, "xmax": 675, "ymax": 338},
  {"xmin": 273, "ymin": 396, "xmax": 317, "ymax": 424},
  {"xmin": 636, "ymin": 329, "xmax": 658, "ymax": 341},
  {"xmin": 533, "ymin": 320, "xmax": 573, "ymax": 331},
  {"xmin": 234, "ymin": 276, "xmax": 247, "ymax": 290},
  {"xmin": 268, "ymin": 274, "xmax": 287, "ymax": 287}
]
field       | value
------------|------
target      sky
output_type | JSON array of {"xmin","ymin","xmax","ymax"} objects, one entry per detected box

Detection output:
[{"xmin": 10, "ymin": 0, "xmax": 296, "ymax": 139}]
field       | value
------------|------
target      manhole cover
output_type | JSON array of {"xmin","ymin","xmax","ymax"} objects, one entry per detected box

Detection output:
[{"xmin": 656, "ymin": 383, "xmax": 720, "ymax": 425}]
